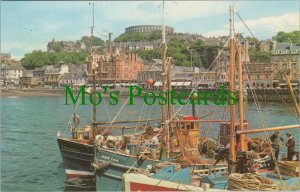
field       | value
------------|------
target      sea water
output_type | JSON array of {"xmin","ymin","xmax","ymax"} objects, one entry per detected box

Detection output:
[{"xmin": 1, "ymin": 96, "xmax": 299, "ymax": 191}]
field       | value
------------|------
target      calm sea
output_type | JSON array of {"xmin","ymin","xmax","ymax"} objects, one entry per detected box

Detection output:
[{"xmin": 1, "ymin": 96, "xmax": 299, "ymax": 191}]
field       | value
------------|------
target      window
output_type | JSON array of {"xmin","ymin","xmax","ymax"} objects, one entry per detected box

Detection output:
[
  {"xmin": 282, "ymin": 64, "xmax": 287, "ymax": 70},
  {"xmin": 84, "ymin": 132, "xmax": 89, "ymax": 140}
]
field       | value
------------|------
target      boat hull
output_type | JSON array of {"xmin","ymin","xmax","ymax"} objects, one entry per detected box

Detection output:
[
  {"xmin": 123, "ymin": 173, "xmax": 207, "ymax": 191},
  {"xmin": 94, "ymin": 147, "xmax": 160, "ymax": 191},
  {"xmin": 57, "ymin": 137, "xmax": 94, "ymax": 179}
]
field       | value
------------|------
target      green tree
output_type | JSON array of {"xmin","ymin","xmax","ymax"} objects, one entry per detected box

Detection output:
[
  {"xmin": 81, "ymin": 36, "xmax": 104, "ymax": 46},
  {"xmin": 114, "ymin": 31, "xmax": 163, "ymax": 42},
  {"xmin": 22, "ymin": 50, "xmax": 49, "ymax": 69},
  {"xmin": 249, "ymin": 50, "xmax": 271, "ymax": 62},
  {"xmin": 22, "ymin": 50, "xmax": 88, "ymax": 69},
  {"xmin": 273, "ymin": 31, "xmax": 300, "ymax": 43}
]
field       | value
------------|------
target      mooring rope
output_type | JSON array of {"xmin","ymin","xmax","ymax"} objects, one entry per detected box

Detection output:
[{"xmin": 228, "ymin": 173, "xmax": 278, "ymax": 191}]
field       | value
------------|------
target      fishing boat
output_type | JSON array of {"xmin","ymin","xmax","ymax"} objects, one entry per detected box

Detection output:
[
  {"xmin": 120, "ymin": 4, "xmax": 300, "ymax": 191},
  {"xmin": 56, "ymin": 3, "xmax": 101, "ymax": 179},
  {"xmin": 57, "ymin": 128, "xmax": 95, "ymax": 179},
  {"xmin": 122, "ymin": 164, "xmax": 224, "ymax": 191},
  {"xmin": 91, "ymin": 2, "xmax": 228, "ymax": 190},
  {"xmin": 198, "ymin": 5, "xmax": 300, "ymax": 191}
]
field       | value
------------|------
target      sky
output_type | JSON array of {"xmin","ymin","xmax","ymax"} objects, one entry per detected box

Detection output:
[{"xmin": 1, "ymin": 1, "xmax": 299, "ymax": 59}]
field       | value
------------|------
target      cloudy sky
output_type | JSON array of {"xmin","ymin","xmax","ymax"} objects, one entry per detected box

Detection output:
[{"xmin": 1, "ymin": 1, "xmax": 299, "ymax": 59}]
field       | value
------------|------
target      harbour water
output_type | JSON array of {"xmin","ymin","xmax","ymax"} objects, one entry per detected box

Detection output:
[{"xmin": 1, "ymin": 96, "xmax": 299, "ymax": 191}]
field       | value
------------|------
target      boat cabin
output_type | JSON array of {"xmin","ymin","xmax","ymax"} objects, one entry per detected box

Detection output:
[
  {"xmin": 219, "ymin": 121, "xmax": 248, "ymax": 149},
  {"xmin": 71, "ymin": 127, "xmax": 95, "ymax": 144},
  {"xmin": 171, "ymin": 116, "xmax": 200, "ymax": 148}
]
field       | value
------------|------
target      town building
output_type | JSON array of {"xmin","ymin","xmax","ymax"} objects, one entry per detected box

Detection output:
[
  {"xmin": 244, "ymin": 62, "xmax": 273, "ymax": 88},
  {"xmin": 258, "ymin": 41, "xmax": 272, "ymax": 52},
  {"xmin": 214, "ymin": 46, "xmax": 251, "ymax": 87},
  {"xmin": 44, "ymin": 63, "xmax": 69, "ymax": 86},
  {"xmin": 47, "ymin": 38, "xmax": 86, "ymax": 52},
  {"xmin": 125, "ymin": 25, "xmax": 174, "ymax": 34},
  {"xmin": 0, "ymin": 53, "xmax": 13, "ymax": 64},
  {"xmin": 138, "ymin": 59, "xmax": 202, "ymax": 88},
  {"xmin": 137, "ymin": 64, "xmax": 162, "ymax": 83},
  {"xmin": 0, "ymin": 64, "xmax": 24, "ymax": 85},
  {"xmin": 271, "ymin": 42, "xmax": 300, "ymax": 87},
  {"xmin": 20, "ymin": 70, "xmax": 38, "ymax": 88},
  {"xmin": 33, "ymin": 66, "xmax": 47, "ymax": 85},
  {"xmin": 193, "ymin": 70, "xmax": 217, "ymax": 88},
  {"xmin": 87, "ymin": 49, "xmax": 144, "ymax": 83},
  {"xmin": 60, "ymin": 64, "xmax": 88, "ymax": 87},
  {"xmin": 60, "ymin": 71, "xmax": 87, "ymax": 87}
]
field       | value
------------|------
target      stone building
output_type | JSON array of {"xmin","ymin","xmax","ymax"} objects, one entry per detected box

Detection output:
[
  {"xmin": 87, "ymin": 49, "xmax": 144, "ymax": 83},
  {"xmin": 271, "ymin": 42, "xmax": 300, "ymax": 87},
  {"xmin": 193, "ymin": 70, "xmax": 217, "ymax": 88},
  {"xmin": 137, "ymin": 64, "xmax": 161, "ymax": 82},
  {"xmin": 60, "ymin": 65, "xmax": 88, "ymax": 87},
  {"xmin": 244, "ymin": 62, "xmax": 273, "ymax": 88},
  {"xmin": 60, "ymin": 71, "xmax": 87, "ymax": 87},
  {"xmin": 258, "ymin": 41, "xmax": 272, "ymax": 52},
  {"xmin": 33, "ymin": 67, "xmax": 47, "ymax": 85},
  {"xmin": 0, "ymin": 64, "xmax": 24, "ymax": 85},
  {"xmin": 47, "ymin": 38, "xmax": 86, "ymax": 52},
  {"xmin": 125, "ymin": 25, "xmax": 174, "ymax": 34},
  {"xmin": 44, "ymin": 63, "xmax": 69, "ymax": 86},
  {"xmin": 19, "ymin": 70, "xmax": 38, "ymax": 88},
  {"xmin": 0, "ymin": 53, "xmax": 13, "ymax": 64}
]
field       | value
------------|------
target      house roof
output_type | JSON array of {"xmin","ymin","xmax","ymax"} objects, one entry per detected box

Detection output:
[
  {"xmin": 45, "ymin": 68, "xmax": 60, "ymax": 74},
  {"xmin": 172, "ymin": 72, "xmax": 193, "ymax": 80},
  {"xmin": 62, "ymin": 70, "xmax": 87, "ymax": 80},
  {"xmin": 1, "ymin": 64, "xmax": 24, "ymax": 70},
  {"xmin": 0, "ymin": 53, "xmax": 11, "ymax": 58},
  {"xmin": 274, "ymin": 42, "xmax": 300, "ymax": 52},
  {"xmin": 144, "ymin": 64, "xmax": 162, "ymax": 71}
]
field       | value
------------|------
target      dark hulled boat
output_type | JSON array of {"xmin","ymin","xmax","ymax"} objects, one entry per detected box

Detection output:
[
  {"xmin": 57, "ymin": 130, "xmax": 94, "ymax": 179},
  {"xmin": 57, "ymin": 3, "xmax": 100, "ymax": 180}
]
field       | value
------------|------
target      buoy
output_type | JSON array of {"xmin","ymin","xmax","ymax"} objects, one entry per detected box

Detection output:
[
  {"xmin": 73, "ymin": 114, "xmax": 80, "ymax": 125},
  {"xmin": 147, "ymin": 79, "xmax": 154, "ymax": 86},
  {"xmin": 191, "ymin": 92, "xmax": 199, "ymax": 100}
]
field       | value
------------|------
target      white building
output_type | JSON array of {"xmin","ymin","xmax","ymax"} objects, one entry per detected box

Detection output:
[{"xmin": 0, "ymin": 64, "xmax": 24, "ymax": 85}]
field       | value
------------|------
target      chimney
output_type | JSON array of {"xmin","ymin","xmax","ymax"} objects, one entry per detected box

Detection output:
[
  {"xmin": 289, "ymin": 38, "xmax": 292, "ymax": 51},
  {"xmin": 109, "ymin": 33, "xmax": 112, "ymax": 54},
  {"xmin": 272, "ymin": 41, "xmax": 277, "ymax": 51}
]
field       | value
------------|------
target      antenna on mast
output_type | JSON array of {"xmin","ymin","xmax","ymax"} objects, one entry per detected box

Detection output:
[
  {"xmin": 162, "ymin": 0, "xmax": 166, "ymax": 43},
  {"xmin": 89, "ymin": 2, "xmax": 96, "ymax": 123},
  {"xmin": 89, "ymin": 2, "xmax": 95, "ymax": 48},
  {"xmin": 229, "ymin": 5, "xmax": 234, "ymax": 39},
  {"xmin": 89, "ymin": 2, "xmax": 94, "ymax": 37}
]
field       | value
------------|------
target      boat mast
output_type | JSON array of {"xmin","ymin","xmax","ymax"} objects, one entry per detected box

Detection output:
[
  {"xmin": 167, "ymin": 58, "xmax": 173, "ymax": 124},
  {"xmin": 167, "ymin": 57, "xmax": 173, "ymax": 158},
  {"xmin": 90, "ymin": 2, "xmax": 96, "ymax": 122},
  {"xmin": 228, "ymin": 4, "xmax": 237, "ymax": 173},
  {"xmin": 238, "ymin": 44, "xmax": 247, "ymax": 151},
  {"xmin": 160, "ymin": 0, "xmax": 168, "ymax": 159},
  {"xmin": 161, "ymin": 1, "xmax": 167, "ymax": 126},
  {"xmin": 286, "ymin": 76, "xmax": 300, "ymax": 116}
]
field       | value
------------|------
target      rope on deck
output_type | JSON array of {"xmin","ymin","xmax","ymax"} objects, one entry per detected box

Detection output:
[{"xmin": 228, "ymin": 173, "xmax": 278, "ymax": 191}]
